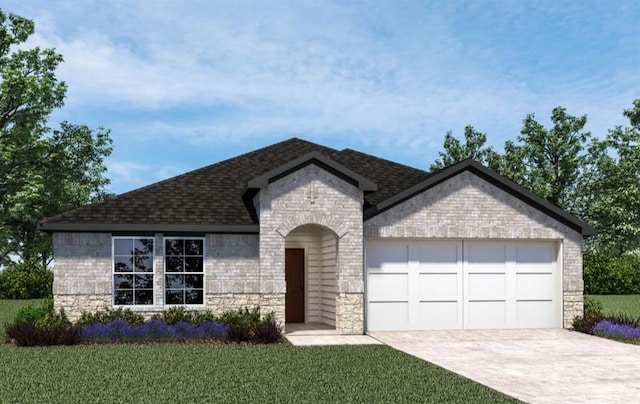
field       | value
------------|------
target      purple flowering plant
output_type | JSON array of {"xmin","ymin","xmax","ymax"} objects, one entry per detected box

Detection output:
[
  {"xmin": 81, "ymin": 318, "xmax": 227, "ymax": 343},
  {"xmin": 592, "ymin": 320, "xmax": 640, "ymax": 341}
]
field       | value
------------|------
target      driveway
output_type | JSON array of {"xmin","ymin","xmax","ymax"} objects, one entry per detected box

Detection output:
[{"xmin": 369, "ymin": 329, "xmax": 640, "ymax": 404}]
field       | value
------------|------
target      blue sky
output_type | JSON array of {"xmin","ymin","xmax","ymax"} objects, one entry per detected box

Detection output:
[{"xmin": 5, "ymin": 0, "xmax": 640, "ymax": 194}]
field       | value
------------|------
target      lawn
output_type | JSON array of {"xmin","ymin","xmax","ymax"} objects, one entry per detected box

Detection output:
[
  {"xmin": 1, "ymin": 300, "xmax": 518, "ymax": 403},
  {"xmin": 587, "ymin": 295, "xmax": 640, "ymax": 318}
]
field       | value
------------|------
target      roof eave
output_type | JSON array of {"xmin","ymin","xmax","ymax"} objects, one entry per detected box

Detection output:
[{"xmin": 38, "ymin": 222, "xmax": 259, "ymax": 234}]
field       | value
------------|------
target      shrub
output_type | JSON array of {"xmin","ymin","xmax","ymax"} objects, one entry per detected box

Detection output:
[
  {"xmin": 152, "ymin": 307, "xmax": 217, "ymax": 326},
  {"xmin": 158, "ymin": 306, "xmax": 193, "ymax": 325},
  {"xmin": 605, "ymin": 313, "xmax": 640, "ymax": 328},
  {"xmin": 592, "ymin": 320, "xmax": 640, "ymax": 341},
  {"xmin": 226, "ymin": 324, "xmax": 252, "ymax": 342},
  {"xmin": 14, "ymin": 298, "xmax": 54, "ymax": 325},
  {"xmin": 583, "ymin": 250, "xmax": 640, "ymax": 294},
  {"xmin": 216, "ymin": 307, "xmax": 261, "ymax": 343},
  {"xmin": 216, "ymin": 307, "xmax": 261, "ymax": 329},
  {"xmin": 252, "ymin": 312, "xmax": 283, "ymax": 344},
  {"xmin": 0, "ymin": 261, "xmax": 53, "ymax": 299},
  {"xmin": 5, "ymin": 300, "xmax": 78, "ymax": 347},
  {"xmin": 5, "ymin": 321, "xmax": 80, "ymax": 347},
  {"xmin": 80, "ymin": 318, "xmax": 227, "ymax": 343},
  {"xmin": 191, "ymin": 310, "xmax": 217, "ymax": 325},
  {"xmin": 76, "ymin": 307, "xmax": 145, "ymax": 327},
  {"xmin": 572, "ymin": 296, "xmax": 604, "ymax": 333}
]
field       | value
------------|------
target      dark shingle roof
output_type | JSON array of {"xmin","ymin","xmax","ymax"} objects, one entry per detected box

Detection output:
[{"xmin": 40, "ymin": 138, "xmax": 431, "ymax": 229}]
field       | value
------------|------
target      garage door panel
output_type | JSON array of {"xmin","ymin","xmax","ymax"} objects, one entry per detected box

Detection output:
[
  {"xmin": 516, "ymin": 301, "xmax": 557, "ymax": 327},
  {"xmin": 516, "ymin": 243, "xmax": 556, "ymax": 264},
  {"xmin": 366, "ymin": 242, "xmax": 408, "ymax": 271},
  {"xmin": 467, "ymin": 273, "xmax": 506, "ymax": 300},
  {"xmin": 466, "ymin": 243, "xmax": 507, "ymax": 264},
  {"xmin": 368, "ymin": 273, "xmax": 408, "ymax": 301},
  {"xmin": 466, "ymin": 301, "xmax": 507, "ymax": 328},
  {"xmin": 419, "ymin": 301, "xmax": 460, "ymax": 329},
  {"xmin": 417, "ymin": 242, "xmax": 460, "ymax": 271},
  {"xmin": 368, "ymin": 302, "xmax": 408, "ymax": 331},
  {"xmin": 419, "ymin": 273, "xmax": 459, "ymax": 300},
  {"xmin": 516, "ymin": 273, "xmax": 555, "ymax": 300}
]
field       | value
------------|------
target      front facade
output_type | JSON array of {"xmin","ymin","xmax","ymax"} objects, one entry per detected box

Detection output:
[{"xmin": 41, "ymin": 138, "xmax": 595, "ymax": 334}]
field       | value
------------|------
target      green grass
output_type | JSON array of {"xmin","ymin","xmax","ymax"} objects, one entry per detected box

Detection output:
[
  {"xmin": 587, "ymin": 295, "xmax": 640, "ymax": 318},
  {"xmin": 0, "ymin": 300, "xmax": 518, "ymax": 403}
]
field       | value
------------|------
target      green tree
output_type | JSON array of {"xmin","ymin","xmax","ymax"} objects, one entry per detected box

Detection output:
[
  {"xmin": 430, "ymin": 125, "xmax": 501, "ymax": 170},
  {"xmin": 579, "ymin": 100, "xmax": 640, "ymax": 253},
  {"xmin": 502, "ymin": 107, "xmax": 590, "ymax": 211},
  {"xmin": 0, "ymin": 10, "xmax": 112, "ymax": 266}
]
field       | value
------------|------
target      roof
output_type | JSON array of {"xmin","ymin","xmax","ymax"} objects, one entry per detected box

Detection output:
[
  {"xmin": 39, "ymin": 138, "xmax": 596, "ymax": 236},
  {"xmin": 38, "ymin": 138, "xmax": 430, "ymax": 233},
  {"xmin": 364, "ymin": 158, "xmax": 597, "ymax": 236}
]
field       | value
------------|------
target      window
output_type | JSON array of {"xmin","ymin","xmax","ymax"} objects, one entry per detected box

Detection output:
[
  {"xmin": 113, "ymin": 237, "xmax": 154, "ymax": 306},
  {"xmin": 164, "ymin": 238, "xmax": 204, "ymax": 305}
]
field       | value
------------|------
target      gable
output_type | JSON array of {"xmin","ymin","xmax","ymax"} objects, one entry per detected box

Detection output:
[
  {"xmin": 365, "ymin": 159, "xmax": 596, "ymax": 236},
  {"xmin": 364, "ymin": 170, "xmax": 583, "ymax": 241}
]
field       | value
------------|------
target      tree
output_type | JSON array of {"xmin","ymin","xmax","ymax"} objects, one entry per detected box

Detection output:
[
  {"xmin": 504, "ymin": 107, "xmax": 590, "ymax": 212},
  {"xmin": 430, "ymin": 108, "xmax": 590, "ymax": 213},
  {"xmin": 430, "ymin": 125, "xmax": 501, "ymax": 170},
  {"xmin": 0, "ymin": 10, "xmax": 112, "ymax": 266},
  {"xmin": 579, "ymin": 100, "xmax": 640, "ymax": 253}
]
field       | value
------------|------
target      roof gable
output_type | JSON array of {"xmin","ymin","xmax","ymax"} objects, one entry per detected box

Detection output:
[
  {"xmin": 245, "ymin": 151, "xmax": 377, "ymax": 191},
  {"xmin": 364, "ymin": 158, "xmax": 597, "ymax": 236}
]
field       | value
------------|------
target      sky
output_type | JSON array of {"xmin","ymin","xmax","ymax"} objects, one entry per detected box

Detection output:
[{"xmin": 4, "ymin": 0, "xmax": 640, "ymax": 195}]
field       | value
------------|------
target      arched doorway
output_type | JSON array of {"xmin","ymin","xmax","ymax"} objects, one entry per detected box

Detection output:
[{"xmin": 284, "ymin": 224, "xmax": 337, "ymax": 329}]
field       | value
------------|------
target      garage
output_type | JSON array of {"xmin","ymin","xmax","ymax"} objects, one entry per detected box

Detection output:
[{"xmin": 366, "ymin": 240, "xmax": 561, "ymax": 331}]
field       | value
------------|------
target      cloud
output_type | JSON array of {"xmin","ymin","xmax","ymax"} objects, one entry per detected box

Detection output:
[{"xmin": 4, "ymin": 0, "xmax": 639, "ymax": 181}]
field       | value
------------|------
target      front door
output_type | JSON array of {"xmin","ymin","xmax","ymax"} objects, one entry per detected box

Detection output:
[{"xmin": 285, "ymin": 248, "xmax": 305, "ymax": 323}]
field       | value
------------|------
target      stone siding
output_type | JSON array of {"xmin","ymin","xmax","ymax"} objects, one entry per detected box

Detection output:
[
  {"xmin": 364, "ymin": 171, "xmax": 584, "ymax": 327},
  {"xmin": 563, "ymin": 291, "xmax": 584, "ymax": 328},
  {"xmin": 52, "ymin": 232, "xmax": 112, "ymax": 319},
  {"xmin": 335, "ymin": 293, "xmax": 364, "ymax": 334}
]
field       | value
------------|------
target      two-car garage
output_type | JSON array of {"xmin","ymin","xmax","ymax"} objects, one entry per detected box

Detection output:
[{"xmin": 366, "ymin": 240, "xmax": 561, "ymax": 331}]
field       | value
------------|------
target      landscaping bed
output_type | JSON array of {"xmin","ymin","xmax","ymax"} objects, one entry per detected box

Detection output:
[
  {"xmin": 574, "ymin": 295, "xmax": 640, "ymax": 344},
  {"xmin": 3, "ymin": 301, "xmax": 282, "ymax": 346}
]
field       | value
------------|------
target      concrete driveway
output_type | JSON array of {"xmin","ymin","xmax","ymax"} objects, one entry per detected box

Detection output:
[{"xmin": 369, "ymin": 329, "xmax": 640, "ymax": 404}]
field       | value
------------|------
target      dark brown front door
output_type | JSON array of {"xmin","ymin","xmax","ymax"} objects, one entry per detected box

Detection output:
[{"xmin": 285, "ymin": 248, "xmax": 305, "ymax": 323}]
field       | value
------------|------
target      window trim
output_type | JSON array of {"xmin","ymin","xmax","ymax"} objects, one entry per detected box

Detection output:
[
  {"xmin": 163, "ymin": 237, "xmax": 206, "ymax": 308},
  {"xmin": 111, "ymin": 236, "xmax": 156, "ymax": 307}
]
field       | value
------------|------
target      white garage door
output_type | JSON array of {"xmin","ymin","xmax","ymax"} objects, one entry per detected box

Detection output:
[{"xmin": 366, "ymin": 240, "xmax": 560, "ymax": 331}]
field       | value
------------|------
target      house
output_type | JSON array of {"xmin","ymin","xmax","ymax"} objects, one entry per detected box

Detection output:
[{"xmin": 39, "ymin": 138, "xmax": 596, "ymax": 334}]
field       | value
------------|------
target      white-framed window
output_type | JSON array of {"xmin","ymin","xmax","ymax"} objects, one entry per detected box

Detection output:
[
  {"xmin": 112, "ymin": 237, "xmax": 154, "ymax": 306},
  {"xmin": 164, "ymin": 238, "xmax": 205, "ymax": 305}
]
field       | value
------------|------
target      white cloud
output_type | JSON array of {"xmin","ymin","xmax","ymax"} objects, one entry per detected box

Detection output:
[{"xmin": 4, "ymin": 0, "xmax": 639, "ymax": 183}]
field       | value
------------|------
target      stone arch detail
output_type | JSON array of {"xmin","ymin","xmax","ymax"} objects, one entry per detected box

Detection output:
[{"xmin": 276, "ymin": 211, "xmax": 349, "ymax": 238}]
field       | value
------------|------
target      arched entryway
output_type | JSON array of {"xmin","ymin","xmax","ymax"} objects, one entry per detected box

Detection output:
[{"xmin": 284, "ymin": 224, "xmax": 338, "ymax": 330}]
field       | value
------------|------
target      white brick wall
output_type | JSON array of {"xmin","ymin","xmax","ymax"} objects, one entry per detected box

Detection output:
[
  {"xmin": 257, "ymin": 164, "xmax": 365, "ymax": 333},
  {"xmin": 364, "ymin": 171, "xmax": 584, "ymax": 327}
]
